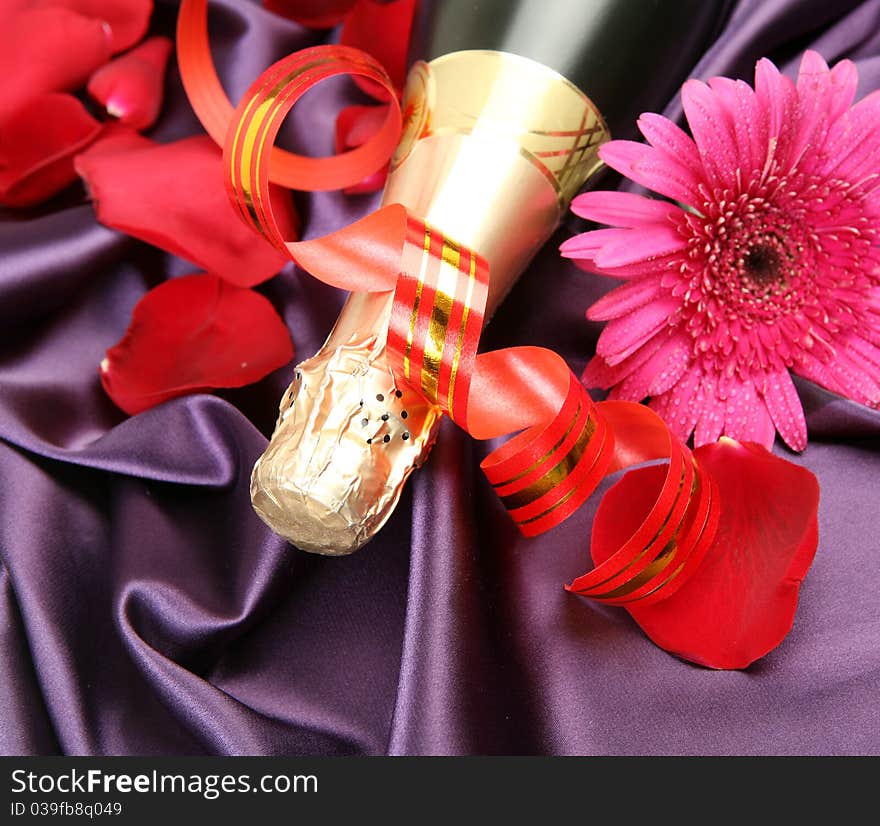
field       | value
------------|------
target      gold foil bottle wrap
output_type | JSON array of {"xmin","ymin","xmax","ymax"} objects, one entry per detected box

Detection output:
[{"xmin": 251, "ymin": 50, "xmax": 608, "ymax": 555}]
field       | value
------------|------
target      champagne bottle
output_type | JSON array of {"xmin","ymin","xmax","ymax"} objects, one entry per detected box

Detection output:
[{"xmin": 250, "ymin": 0, "xmax": 728, "ymax": 554}]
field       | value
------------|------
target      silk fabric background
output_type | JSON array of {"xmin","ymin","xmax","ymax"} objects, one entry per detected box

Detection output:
[{"xmin": 1, "ymin": 0, "xmax": 878, "ymax": 755}]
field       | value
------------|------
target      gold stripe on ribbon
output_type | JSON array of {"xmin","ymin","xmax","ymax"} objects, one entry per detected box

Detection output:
[
  {"xmin": 492, "ymin": 402, "xmax": 584, "ymax": 490},
  {"xmin": 587, "ymin": 538, "xmax": 679, "ymax": 601},
  {"xmin": 231, "ymin": 56, "xmax": 355, "ymax": 241},
  {"xmin": 516, "ymin": 431, "xmax": 604, "ymax": 528},
  {"xmin": 249, "ymin": 60, "xmax": 340, "ymax": 236},
  {"xmin": 421, "ymin": 237, "xmax": 460, "ymax": 401},
  {"xmin": 232, "ymin": 68, "xmax": 307, "ymax": 235},
  {"xmin": 403, "ymin": 227, "xmax": 432, "ymax": 381},
  {"xmin": 623, "ymin": 472, "xmax": 716, "ymax": 605},
  {"xmin": 500, "ymin": 412, "xmax": 596, "ymax": 512},
  {"xmin": 576, "ymin": 468, "xmax": 695, "ymax": 597},
  {"xmin": 228, "ymin": 89, "xmax": 266, "ymax": 232},
  {"xmin": 447, "ymin": 251, "xmax": 477, "ymax": 419}
]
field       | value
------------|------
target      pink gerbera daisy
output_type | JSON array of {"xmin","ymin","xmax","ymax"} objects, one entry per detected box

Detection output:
[{"xmin": 561, "ymin": 50, "xmax": 880, "ymax": 451}]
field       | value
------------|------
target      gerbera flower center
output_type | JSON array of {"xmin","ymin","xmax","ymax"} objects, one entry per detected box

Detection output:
[
  {"xmin": 681, "ymin": 190, "xmax": 813, "ymax": 327},
  {"xmin": 668, "ymin": 169, "xmax": 880, "ymax": 379},
  {"xmin": 742, "ymin": 241, "xmax": 785, "ymax": 286}
]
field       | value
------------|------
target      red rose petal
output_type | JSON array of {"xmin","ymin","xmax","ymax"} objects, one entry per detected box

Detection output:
[
  {"xmin": 590, "ymin": 439, "xmax": 819, "ymax": 669},
  {"xmin": 0, "ymin": 2, "xmax": 30, "ymax": 24},
  {"xmin": 88, "ymin": 36, "xmax": 173, "ymax": 130},
  {"xmin": 263, "ymin": 0, "xmax": 356, "ymax": 28},
  {"xmin": 340, "ymin": 0, "xmax": 417, "ymax": 99},
  {"xmin": 35, "ymin": 0, "xmax": 153, "ymax": 53},
  {"xmin": 0, "ymin": 7, "xmax": 112, "ymax": 120},
  {"xmin": 335, "ymin": 104, "xmax": 390, "ymax": 194},
  {"xmin": 0, "ymin": 93, "xmax": 103, "ymax": 207},
  {"xmin": 79, "ymin": 122, "xmax": 155, "ymax": 156},
  {"xmin": 100, "ymin": 273, "xmax": 294, "ymax": 415},
  {"xmin": 75, "ymin": 134, "xmax": 295, "ymax": 286}
]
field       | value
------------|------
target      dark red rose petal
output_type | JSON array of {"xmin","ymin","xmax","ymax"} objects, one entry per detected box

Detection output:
[
  {"xmin": 340, "ymin": 0, "xmax": 417, "ymax": 99},
  {"xmin": 0, "ymin": 93, "xmax": 103, "ymax": 207},
  {"xmin": 262, "ymin": 0, "xmax": 355, "ymax": 28},
  {"xmin": 0, "ymin": 7, "xmax": 112, "ymax": 120},
  {"xmin": 36, "ymin": 0, "xmax": 153, "ymax": 53},
  {"xmin": 75, "ymin": 134, "xmax": 295, "ymax": 286},
  {"xmin": 100, "ymin": 273, "xmax": 294, "ymax": 415},
  {"xmin": 590, "ymin": 439, "xmax": 819, "ymax": 669},
  {"xmin": 88, "ymin": 36, "xmax": 172, "ymax": 131},
  {"xmin": 335, "ymin": 104, "xmax": 389, "ymax": 194}
]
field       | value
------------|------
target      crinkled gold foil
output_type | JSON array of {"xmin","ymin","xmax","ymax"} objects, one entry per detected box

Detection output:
[
  {"xmin": 251, "ymin": 298, "xmax": 440, "ymax": 555},
  {"xmin": 251, "ymin": 50, "xmax": 608, "ymax": 555}
]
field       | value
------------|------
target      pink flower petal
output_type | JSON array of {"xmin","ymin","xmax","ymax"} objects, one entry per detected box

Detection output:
[
  {"xmin": 721, "ymin": 379, "xmax": 775, "ymax": 449},
  {"xmin": 707, "ymin": 76, "xmax": 767, "ymax": 178},
  {"xmin": 636, "ymin": 112, "xmax": 703, "ymax": 175},
  {"xmin": 571, "ymin": 190, "xmax": 683, "ymax": 228},
  {"xmin": 681, "ymin": 78, "xmax": 740, "ymax": 187},
  {"xmin": 587, "ymin": 276, "xmax": 664, "ymax": 321},
  {"xmin": 821, "ymin": 90, "xmax": 880, "ymax": 181},
  {"xmin": 790, "ymin": 50, "xmax": 835, "ymax": 169},
  {"xmin": 559, "ymin": 227, "xmax": 623, "ymax": 259},
  {"xmin": 844, "ymin": 334, "xmax": 880, "ymax": 375},
  {"xmin": 586, "ymin": 326, "xmax": 682, "ymax": 393},
  {"xmin": 649, "ymin": 369, "xmax": 702, "ymax": 442},
  {"xmin": 693, "ymin": 374, "xmax": 726, "ymax": 446},
  {"xmin": 761, "ymin": 370, "xmax": 807, "ymax": 451},
  {"xmin": 596, "ymin": 296, "xmax": 678, "ymax": 365},
  {"xmin": 88, "ymin": 36, "xmax": 172, "ymax": 131},
  {"xmin": 0, "ymin": 92, "xmax": 102, "ymax": 207},
  {"xmin": 829, "ymin": 346, "xmax": 880, "ymax": 406},
  {"xmin": 582, "ymin": 354, "xmax": 628, "ymax": 389},
  {"xmin": 828, "ymin": 57, "xmax": 859, "ymax": 122},
  {"xmin": 754, "ymin": 57, "xmax": 798, "ymax": 172},
  {"xmin": 605, "ymin": 335, "xmax": 669, "ymax": 401},
  {"xmin": 75, "ymin": 134, "xmax": 293, "ymax": 286},
  {"xmin": 793, "ymin": 354, "xmax": 846, "ymax": 398},
  {"xmin": 593, "ymin": 225, "xmax": 688, "ymax": 269},
  {"xmin": 614, "ymin": 332, "xmax": 690, "ymax": 402},
  {"xmin": 645, "ymin": 333, "xmax": 692, "ymax": 396},
  {"xmin": 599, "ymin": 140, "xmax": 702, "ymax": 204}
]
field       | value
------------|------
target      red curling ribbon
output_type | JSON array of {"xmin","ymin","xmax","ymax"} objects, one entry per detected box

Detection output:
[
  {"xmin": 176, "ymin": 0, "xmax": 401, "ymax": 191},
  {"xmin": 177, "ymin": 2, "xmax": 821, "ymax": 667}
]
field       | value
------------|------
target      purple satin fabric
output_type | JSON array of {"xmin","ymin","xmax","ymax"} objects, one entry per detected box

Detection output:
[{"xmin": 2, "ymin": 0, "xmax": 879, "ymax": 756}]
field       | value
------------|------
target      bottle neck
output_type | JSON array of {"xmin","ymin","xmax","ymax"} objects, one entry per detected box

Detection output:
[
  {"xmin": 383, "ymin": 50, "xmax": 608, "ymax": 312},
  {"xmin": 412, "ymin": 0, "xmax": 730, "ymax": 136}
]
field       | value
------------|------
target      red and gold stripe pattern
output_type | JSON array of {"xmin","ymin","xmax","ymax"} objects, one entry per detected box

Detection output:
[
  {"xmin": 386, "ymin": 218, "xmax": 488, "ymax": 426},
  {"xmin": 180, "ymin": 0, "xmax": 401, "ymax": 193},
  {"xmin": 565, "ymin": 437, "xmax": 721, "ymax": 606},
  {"xmin": 223, "ymin": 45, "xmax": 400, "ymax": 246},
  {"xmin": 481, "ymin": 372, "xmax": 613, "ymax": 536},
  {"xmin": 385, "ymin": 220, "xmax": 609, "ymax": 535}
]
